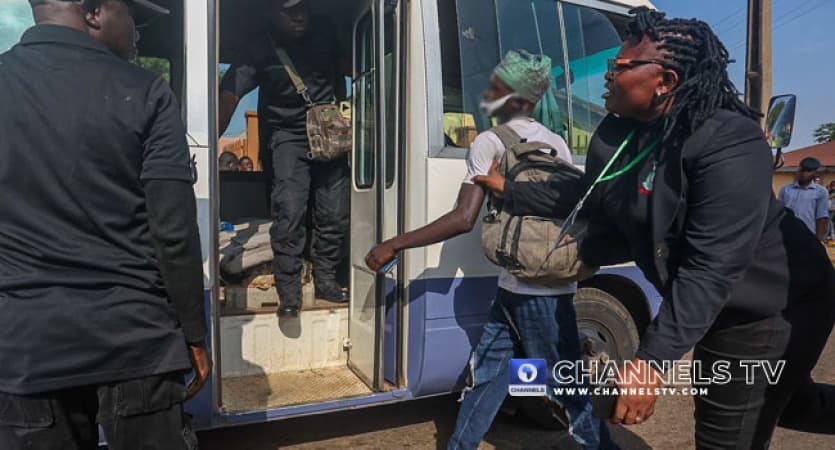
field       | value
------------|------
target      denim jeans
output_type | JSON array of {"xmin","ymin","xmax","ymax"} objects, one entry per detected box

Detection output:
[{"xmin": 447, "ymin": 289, "xmax": 616, "ymax": 450}]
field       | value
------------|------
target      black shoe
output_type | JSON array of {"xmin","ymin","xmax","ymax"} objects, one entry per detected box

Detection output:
[
  {"xmin": 277, "ymin": 304, "xmax": 300, "ymax": 317},
  {"xmin": 315, "ymin": 281, "xmax": 349, "ymax": 303}
]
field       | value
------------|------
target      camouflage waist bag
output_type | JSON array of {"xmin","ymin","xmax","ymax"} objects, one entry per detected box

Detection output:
[
  {"xmin": 480, "ymin": 125, "xmax": 597, "ymax": 284},
  {"xmin": 305, "ymin": 103, "xmax": 352, "ymax": 161},
  {"xmin": 273, "ymin": 42, "xmax": 352, "ymax": 161}
]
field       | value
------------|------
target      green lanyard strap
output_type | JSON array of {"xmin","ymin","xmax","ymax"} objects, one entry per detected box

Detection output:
[
  {"xmin": 553, "ymin": 128, "xmax": 663, "ymax": 247},
  {"xmin": 594, "ymin": 129, "xmax": 662, "ymax": 184}
]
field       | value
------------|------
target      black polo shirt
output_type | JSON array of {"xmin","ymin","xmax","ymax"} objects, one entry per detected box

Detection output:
[
  {"xmin": 0, "ymin": 25, "xmax": 197, "ymax": 394},
  {"xmin": 220, "ymin": 17, "xmax": 343, "ymax": 137}
]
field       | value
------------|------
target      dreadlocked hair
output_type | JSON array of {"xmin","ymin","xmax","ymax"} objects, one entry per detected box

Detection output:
[{"xmin": 627, "ymin": 7, "xmax": 760, "ymax": 147}]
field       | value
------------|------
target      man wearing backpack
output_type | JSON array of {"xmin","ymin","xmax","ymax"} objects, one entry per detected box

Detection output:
[{"xmin": 365, "ymin": 51, "xmax": 615, "ymax": 450}]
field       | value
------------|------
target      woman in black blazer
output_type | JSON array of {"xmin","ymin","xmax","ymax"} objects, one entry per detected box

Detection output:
[{"xmin": 475, "ymin": 8, "xmax": 835, "ymax": 449}]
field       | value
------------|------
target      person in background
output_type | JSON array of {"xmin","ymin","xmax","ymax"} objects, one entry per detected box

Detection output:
[
  {"xmin": 474, "ymin": 8, "xmax": 835, "ymax": 448},
  {"xmin": 814, "ymin": 176, "xmax": 823, "ymax": 185},
  {"xmin": 0, "ymin": 0, "xmax": 210, "ymax": 448},
  {"xmin": 240, "ymin": 155, "xmax": 255, "ymax": 172},
  {"xmin": 218, "ymin": 0, "xmax": 351, "ymax": 317},
  {"xmin": 219, "ymin": 151, "xmax": 241, "ymax": 172},
  {"xmin": 779, "ymin": 157, "xmax": 829, "ymax": 240},
  {"xmin": 366, "ymin": 50, "xmax": 615, "ymax": 450},
  {"xmin": 826, "ymin": 181, "xmax": 835, "ymax": 241}
]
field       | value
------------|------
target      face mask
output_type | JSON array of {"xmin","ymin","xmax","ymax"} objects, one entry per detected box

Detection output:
[{"xmin": 480, "ymin": 93, "xmax": 518, "ymax": 117}]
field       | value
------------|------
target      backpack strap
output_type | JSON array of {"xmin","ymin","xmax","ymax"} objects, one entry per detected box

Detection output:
[{"xmin": 489, "ymin": 125, "xmax": 524, "ymax": 176}]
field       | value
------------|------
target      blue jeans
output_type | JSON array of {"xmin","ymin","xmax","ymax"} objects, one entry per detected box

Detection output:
[{"xmin": 447, "ymin": 289, "xmax": 616, "ymax": 450}]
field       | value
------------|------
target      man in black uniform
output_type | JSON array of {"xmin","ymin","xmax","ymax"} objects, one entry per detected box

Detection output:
[
  {"xmin": 0, "ymin": 1, "xmax": 211, "ymax": 448},
  {"xmin": 219, "ymin": 0, "xmax": 349, "ymax": 317}
]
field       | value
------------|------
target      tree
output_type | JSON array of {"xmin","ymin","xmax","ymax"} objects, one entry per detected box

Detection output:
[
  {"xmin": 138, "ymin": 57, "xmax": 171, "ymax": 83},
  {"xmin": 813, "ymin": 123, "xmax": 835, "ymax": 144}
]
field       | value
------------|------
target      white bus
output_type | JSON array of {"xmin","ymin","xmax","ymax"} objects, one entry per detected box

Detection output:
[{"xmin": 0, "ymin": 0, "xmax": 661, "ymax": 431}]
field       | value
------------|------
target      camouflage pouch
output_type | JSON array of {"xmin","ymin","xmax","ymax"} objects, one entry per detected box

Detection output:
[
  {"xmin": 273, "ymin": 39, "xmax": 352, "ymax": 161},
  {"xmin": 306, "ymin": 103, "xmax": 352, "ymax": 161}
]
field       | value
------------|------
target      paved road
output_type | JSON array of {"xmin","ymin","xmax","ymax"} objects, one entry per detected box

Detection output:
[{"xmin": 199, "ymin": 335, "xmax": 835, "ymax": 449}]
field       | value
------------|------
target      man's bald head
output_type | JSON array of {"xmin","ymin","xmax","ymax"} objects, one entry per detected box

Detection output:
[
  {"xmin": 27, "ymin": 0, "xmax": 140, "ymax": 62},
  {"xmin": 29, "ymin": 0, "xmax": 87, "ymax": 29}
]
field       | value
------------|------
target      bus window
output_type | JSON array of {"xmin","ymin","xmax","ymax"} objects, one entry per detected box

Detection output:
[
  {"xmin": 439, "ymin": 0, "xmax": 568, "ymax": 149},
  {"xmin": 0, "ymin": 2, "xmax": 34, "ymax": 53},
  {"xmin": 354, "ymin": 13, "xmax": 375, "ymax": 188},
  {"xmin": 353, "ymin": 12, "xmax": 397, "ymax": 189},
  {"xmin": 562, "ymin": 4, "xmax": 623, "ymax": 155}
]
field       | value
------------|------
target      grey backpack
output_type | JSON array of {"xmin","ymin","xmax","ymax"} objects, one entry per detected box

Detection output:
[{"xmin": 480, "ymin": 125, "xmax": 597, "ymax": 284}]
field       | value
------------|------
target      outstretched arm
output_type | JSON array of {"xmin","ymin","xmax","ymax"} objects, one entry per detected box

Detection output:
[{"xmin": 365, "ymin": 184, "xmax": 485, "ymax": 271}]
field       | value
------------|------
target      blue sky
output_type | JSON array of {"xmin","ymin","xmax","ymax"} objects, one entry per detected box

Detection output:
[{"xmin": 653, "ymin": 0, "xmax": 835, "ymax": 151}]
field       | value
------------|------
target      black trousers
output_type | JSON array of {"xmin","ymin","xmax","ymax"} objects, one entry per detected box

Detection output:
[
  {"xmin": 264, "ymin": 131, "xmax": 350, "ymax": 306},
  {"xmin": 693, "ymin": 280, "xmax": 835, "ymax": 449},
  {"xmin": 0, "ymin": 372, "xmax": 197, "ymax": 450}
]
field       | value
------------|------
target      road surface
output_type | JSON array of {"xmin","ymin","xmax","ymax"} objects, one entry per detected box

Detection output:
[{"xmin": 199, "ymin": 333, "xmax": 835, "ymax": 449}]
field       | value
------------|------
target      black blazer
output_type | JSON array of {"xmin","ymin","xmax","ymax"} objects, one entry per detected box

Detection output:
[{"xmin": 503, "ymin": 110, "xmax": 831, "ymax": 364}]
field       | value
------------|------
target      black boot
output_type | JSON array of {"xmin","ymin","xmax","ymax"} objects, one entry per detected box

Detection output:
[
  {"xmin": 277, "ymin": 304, "xmax": 299, "ymax": 318},
  {"xmin": 315, "ymin": 279, "xmax": 349, "ymax": 303},
  {"xmin": 277, "ymin": 285, "xmax": 301, "ymax": 318}
]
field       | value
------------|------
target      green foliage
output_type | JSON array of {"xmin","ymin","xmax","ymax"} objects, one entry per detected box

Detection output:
[
  {"xmin": 138, "ymin": 57, "xmax": 171, "ymax": 83},
  {"xmin": 813, "ymin": 123, "xmax": 835, "ymax": 144}
]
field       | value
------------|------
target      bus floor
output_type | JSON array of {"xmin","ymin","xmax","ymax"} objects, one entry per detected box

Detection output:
[{"xmin": 218, "ymin": 276, "xmax": 370, "ymax": 412}]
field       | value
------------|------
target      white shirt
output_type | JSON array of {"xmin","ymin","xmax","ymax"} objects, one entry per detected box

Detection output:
[{"xmin": 463, "ymin": 117, "xmax": 577, "ymax": 296}]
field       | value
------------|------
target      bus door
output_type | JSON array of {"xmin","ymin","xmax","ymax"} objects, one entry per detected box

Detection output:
[{"xmin": 349, "ymin": 0, "xmax": 401, "ymax": 391}]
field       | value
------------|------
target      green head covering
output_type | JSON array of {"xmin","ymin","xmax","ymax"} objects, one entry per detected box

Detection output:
[{"xmin": 493, "ymin": 50, "xmax": 553, "ymax": 104}]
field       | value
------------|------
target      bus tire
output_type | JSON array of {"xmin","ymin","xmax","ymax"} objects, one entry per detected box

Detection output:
[
  {"xmin": 519, "ymin": 287, "xmax": 640, "ymax": 430},
  {"xmin": 574, "ymin": 287, "xmax": 641, "ymax": 363}
]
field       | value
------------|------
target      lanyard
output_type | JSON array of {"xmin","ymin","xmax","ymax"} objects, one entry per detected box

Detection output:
[
  {"xmin": 595, "ymin": 129, "xmax": 662, "ymax": 184},
  {"xmin": 555, "ymin": 129, "xmax": 662, "ymax": 247}
]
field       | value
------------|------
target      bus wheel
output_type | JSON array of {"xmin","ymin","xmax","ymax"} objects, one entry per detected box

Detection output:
[
  {"xmin": 574, "ymin": 287, "xmax": 641, "ymax": 364},
  {"xmin": 519, "ymin": 287, "xmax": 640, "ymax": 430}
]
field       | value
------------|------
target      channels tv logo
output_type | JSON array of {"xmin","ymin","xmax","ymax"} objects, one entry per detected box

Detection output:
[{"xmin": 509, "ymin": 359, "xmax": 547, "ymax": 396}]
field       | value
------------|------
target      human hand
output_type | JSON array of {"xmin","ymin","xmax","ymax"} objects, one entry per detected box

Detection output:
[
  {"xmin": 610, "ymin": 358, "xmax": 662, "ymax": 425},
  {"xmin": 365, "ymin": 241, "xmax": 397, "ymax": 272},
  {"xmin": 472, "ymin": 161, "xmax": 506, "ymax": 198},
  {"xmin": 186, "ymin": 342, "xmax": 212, "ymax": 400}
]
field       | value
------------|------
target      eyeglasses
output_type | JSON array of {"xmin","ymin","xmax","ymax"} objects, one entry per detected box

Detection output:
[{"xmin": 607, "ymin": 58, "xmax": 665, "ymax": 74}]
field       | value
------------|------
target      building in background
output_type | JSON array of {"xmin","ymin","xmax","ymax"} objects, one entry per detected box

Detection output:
[{"xmin": 774, "ymin": 141, "xmax": 835, "ymax": 193}]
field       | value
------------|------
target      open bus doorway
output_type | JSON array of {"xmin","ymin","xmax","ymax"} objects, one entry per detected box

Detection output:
[{"xmin": 214, "ymin": 0, "xmax": 398, "ymax": 414}]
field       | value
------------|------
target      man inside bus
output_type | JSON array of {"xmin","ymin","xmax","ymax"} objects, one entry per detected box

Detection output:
[
  {"xmin": 366, "ymin": 51, "xmax": 615, "ymax": 450},
  {"xmin": 218, "ymin": 0, "xmax": 350, "ymax": 317},
  {"xmin": 0, "ymin": 0, "xmax": 210, "ymax": 448}
]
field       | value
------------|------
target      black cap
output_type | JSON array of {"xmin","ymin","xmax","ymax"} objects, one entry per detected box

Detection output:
[
  {"xmin": 800, "ymin": 157, "xmax": 822, "ymax": 171},
  {"xmin": 280, "ymin": 0, "xmax": 306, "ymax": 8},
  {"xmin": 56, "ymin": 0, "xmax": 169, "ymax": 15},
  {"xmin": 130, "ymin": 0, "xmax": 169, "ymax": 15}
]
